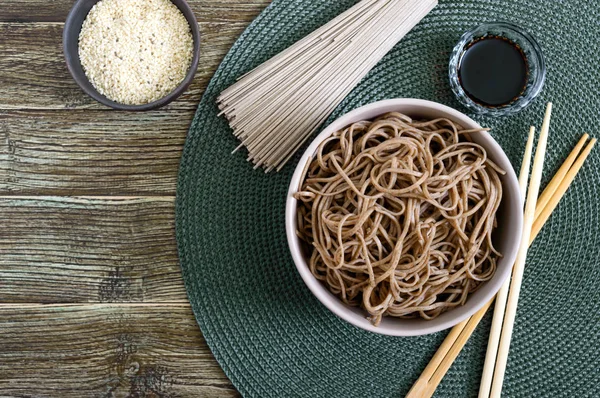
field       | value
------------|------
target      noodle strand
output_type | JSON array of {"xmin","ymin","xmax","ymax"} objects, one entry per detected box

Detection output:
[{"xmin": 294, "ymin": 113, "xmax": 504, "ymax": 324}]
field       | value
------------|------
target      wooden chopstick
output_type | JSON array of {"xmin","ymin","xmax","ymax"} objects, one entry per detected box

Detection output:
[
  {"xmin": 409, "ymin": 298, "xmax": 495, "ymax": 398},
  {"xmin": 533, "ymin": 134, "xmax": 589, "ymax": 221},
  {"xmin": 406, "ymin": 105, "xmax": 596, "ymax": 398},
  {"xmin": 406, "ymin": 318, "xmax": 470, "ymax": 398},
  {"xmin": 477, "ymin": 125, "xmax": 537, "ymax": 398},
  {"xmin": 488, "ymin": 103, "xmax": 553, "ymax": 398},
  {"xmin": 530, "ymin": 137, "xmax": 597, "ymax": 243}
]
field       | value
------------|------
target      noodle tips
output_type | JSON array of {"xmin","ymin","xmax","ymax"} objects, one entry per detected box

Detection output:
[{"xmin": 294, "ymin": 113, "xmax": 504, "ymax": 325}]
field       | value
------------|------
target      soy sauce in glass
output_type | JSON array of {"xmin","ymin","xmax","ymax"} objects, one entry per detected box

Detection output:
[{"xmin": 458, "ymin": 36, "xmax": 528, "ymax": 107}]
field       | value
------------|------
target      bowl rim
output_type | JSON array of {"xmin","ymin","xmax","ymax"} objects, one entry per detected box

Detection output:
[
  {"xmin": 63, "ymin": 0, "xmax": 201, "ymax": 111},
  {"xmin": 285, "ymin": 98, "xmax": 523, "ymax": 336}
]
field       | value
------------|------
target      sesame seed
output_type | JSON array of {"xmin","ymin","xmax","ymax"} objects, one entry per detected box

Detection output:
[{"xmin": 78, "ymin": 0, "xmax": 194, "ymax": 105}]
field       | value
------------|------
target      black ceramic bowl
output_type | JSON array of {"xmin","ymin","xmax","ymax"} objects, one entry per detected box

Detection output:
[{"xmin": 63, "ymin": 0, "xmax": 201, "ymax": 111}]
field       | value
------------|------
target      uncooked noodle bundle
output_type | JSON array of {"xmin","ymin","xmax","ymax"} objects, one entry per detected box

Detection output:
[
  {"xmin": 294, "ymin": 113, "xmax": 504, "ymax": 325},
  {"xmin": 218, "ymin": 0, "xmax": 438, "ymax": 171}
]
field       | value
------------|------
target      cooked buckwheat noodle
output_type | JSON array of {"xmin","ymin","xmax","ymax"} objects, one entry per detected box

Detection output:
[{"xmin": 294, "ymin": 113, "xmax": 504, "ymax": 325}]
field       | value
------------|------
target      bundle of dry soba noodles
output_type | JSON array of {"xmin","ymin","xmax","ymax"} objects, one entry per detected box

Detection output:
[{"xmin": 294, "ymin": 112, "xmax": 504, "ymax": 325}]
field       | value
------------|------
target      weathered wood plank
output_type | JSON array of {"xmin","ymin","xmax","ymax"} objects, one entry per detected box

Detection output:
[
  {"xmin": 0, "ymin": 110, "xmax": 189, "ymax": 195},
  {"xmin": 0, "ymin": 19, "xmax": 259, "ymax": 110},
  {"xmin": 0, "ymin": 0, "xmax": 269, "ymax": 23},
  {"xmin": 0, "ymin": 197, "xmax": 186, "ymax": 303},
  {"xmin": 0, "ymin": 304, "xmax": 238, "ymax": 397}
]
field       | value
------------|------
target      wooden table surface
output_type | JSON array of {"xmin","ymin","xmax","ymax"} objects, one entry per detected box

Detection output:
[{"xmin": 0, "ymin": 1, "xmax": 271, "ymax": 396}]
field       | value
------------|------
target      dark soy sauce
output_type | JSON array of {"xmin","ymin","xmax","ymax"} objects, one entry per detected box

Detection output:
[{"xmin": 458, "ymin": 36, "xmax": 528, "ymax": 107}]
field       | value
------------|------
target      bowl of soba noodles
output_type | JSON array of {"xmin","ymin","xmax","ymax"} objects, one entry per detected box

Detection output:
[{"xmin": 285, "ymin": 98, "xmax": 523, "ymax": 336}]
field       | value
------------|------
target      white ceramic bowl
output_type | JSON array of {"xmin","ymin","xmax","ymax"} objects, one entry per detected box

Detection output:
[{"xmin": 285, "ymin": 98, "xmax": 523, "ymax": 336}]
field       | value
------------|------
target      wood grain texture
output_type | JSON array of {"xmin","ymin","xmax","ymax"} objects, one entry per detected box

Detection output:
[
  {"xmin": 0, "ymin": 304, "xmax": 239, "ymax": 397},
  {"xmin": 0, "ymin": 110, "xmax": 188, "ymax": 195},
  {"xmin": 0, "ymin": 1, "xmax": 273, "ymax": 395},
  {"xmin": 0, "ymin": 197, "xmax": 185, "ymax": 303},
  {"xmin": 0, "ymin": 0, "xmax": 271, "ymax": 194},
  {"xmin": 0, "ymin": 0, "xmax": 269, "ymax": 23},
  {"xmin": 0, "ymin": 20, "xmax": 257, "ymax": 110}
]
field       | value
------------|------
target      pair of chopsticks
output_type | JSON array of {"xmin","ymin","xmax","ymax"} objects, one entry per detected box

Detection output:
[
  {"xmin": 406, "ymin": 103, "xmax": 597, "ymax": 398},
  {"xmin": 480, "ymin": 106, "xmax": 597, "ymax": 397}
]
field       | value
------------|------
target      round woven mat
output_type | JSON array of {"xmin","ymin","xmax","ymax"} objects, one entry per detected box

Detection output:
[{"xmin": 176, "ymin": 1, "xmax": 600, "ymax": 396}]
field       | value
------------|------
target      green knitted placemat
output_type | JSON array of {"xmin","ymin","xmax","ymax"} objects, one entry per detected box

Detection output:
[{"xmin": 176, "ymin": 1, "xmax": 600, "ymax": 396}]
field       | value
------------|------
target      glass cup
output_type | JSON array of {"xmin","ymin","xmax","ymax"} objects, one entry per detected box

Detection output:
[{"xmin": 449, "ymin": 22, "xmax": 546, "ymax": 116}]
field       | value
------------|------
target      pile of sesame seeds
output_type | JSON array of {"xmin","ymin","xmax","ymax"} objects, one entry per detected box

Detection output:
[{"xmin": 78, "ymin": 0, "xmax": 194, "ymax": 105}]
